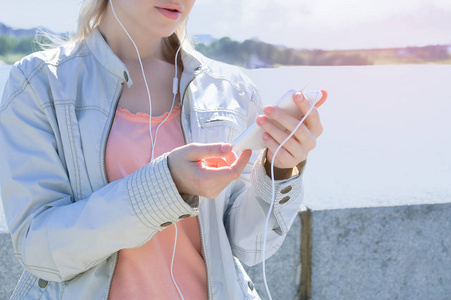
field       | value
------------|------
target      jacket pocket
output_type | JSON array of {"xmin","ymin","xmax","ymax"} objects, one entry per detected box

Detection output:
[
  {"xmin": 197, "ymin": 110, "xmax": 246, "ymax": 143},
  {"xmin": 54, "ymin": 102, "xmax": 95, "ymax": 201}
]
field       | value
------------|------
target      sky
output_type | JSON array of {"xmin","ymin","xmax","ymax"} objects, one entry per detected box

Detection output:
[{"xmin": 0, "ymin": 0, "xmax": 450, "ymax": 50}]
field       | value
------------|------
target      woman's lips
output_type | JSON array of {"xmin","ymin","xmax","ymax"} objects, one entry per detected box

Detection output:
[{"xmin": 156, "ymin": 6, "xmax": 182, "ymax": 20}]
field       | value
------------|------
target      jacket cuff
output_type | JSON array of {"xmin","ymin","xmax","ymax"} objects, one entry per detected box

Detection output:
[
  {"xmin": 127, "ymin": 153, "xmax": 199, "ymax": 229},
  {"xmin": 251, "ymin": 150, "xmax": 305, "ymax": 207}
]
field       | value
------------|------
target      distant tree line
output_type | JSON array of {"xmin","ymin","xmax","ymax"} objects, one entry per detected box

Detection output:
[
  {"xmin": 196, "ymin": 37, "xmax": 372, "ymax": 68},
  {"xmin": 401, "ymin": 45, "xmax": 450, "ymax": 60},
  {"xmin": 196, "ymin": 38, "xmax": 451, "ymax": 68},
  {"xmin": 196, "ymin": 37, "xmax": 308, "ymax": 67},
  {"xmin": 0, "ymin": 35, "xmax": 36, "ymax": 56}
]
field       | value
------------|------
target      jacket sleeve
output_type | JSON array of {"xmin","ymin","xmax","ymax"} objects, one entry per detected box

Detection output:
[
  {"xmin": 0, "ymin": 65, "xmax": 198, "ymax": 282},
  {"xmin": 224, "ymin": 84, "xmax": 306, "ymax": 267}
]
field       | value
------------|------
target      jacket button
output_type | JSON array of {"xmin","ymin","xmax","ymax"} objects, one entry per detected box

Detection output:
[
  {"xmin": 123, "ymin": 71, "xmax": 129, "ymax": 82},
  {"xmin": 281, "ymin": 186, "xmax": 292, "ymax": 194},
  {"xmin": 160, "ymin": 222, "xmax": 172, "ymax": 227},
  {"xmin": 178, "ymin": 214, "xmax": 191, "ymax": 219},
  {"xmin": 38, "ymin": 279, "xmax": 49, "ymax": 288},
  {"xmin": 248, "ymin": 280, "xmax": 254, "ymax": 291},
  {"xmin": 279, "ymin": 196, "xmax": 290, "ymax": 204}
]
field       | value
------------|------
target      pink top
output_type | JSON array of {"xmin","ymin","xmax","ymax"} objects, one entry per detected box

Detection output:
[{"xmin": 105, "ymin": 106, "xmax": 208, "ymax": 300}]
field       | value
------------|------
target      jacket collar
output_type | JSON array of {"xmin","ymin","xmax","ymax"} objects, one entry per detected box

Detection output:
[
  {"xmin": 85, "ymin": 27, "xmax": 133, "ymax": 87},
  {"xmin": 181, "ymin": 46, "xmax": 207, "ymax": 74},
  {"xmin": 84, "ymin": 27, "xmax": 207, "ymax": 88}
]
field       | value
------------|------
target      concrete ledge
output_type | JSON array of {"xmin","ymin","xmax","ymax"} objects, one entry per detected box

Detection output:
[
  {"xmin": 244, "ymin": 214, "xmax": 302, "ymax": 299},
  {"xmin": 307, "ymin": 202, "xmax": 451, "ymax": 300},
  {"xmin": 2, "ymin": 202, "xmax": 450, "ymax": 300},
  {"xmin": 0, "ymin": 233, "xmax": 22, "ymax": 299}
]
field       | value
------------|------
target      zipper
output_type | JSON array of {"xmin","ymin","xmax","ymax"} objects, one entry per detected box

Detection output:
[
  {"xmin": 101, "ymin": 82, "xmax": 124, "ymax": 185},
  {"xmin": 197, "ymin": 215, "xmax": 212, "ymax": 300},
  {"xmin": 180, "ymin": 69, "xmax": 212, "ymax": 299},
  {"xmin": 106, "ymin": 253, "xmax": 119, "ymax": 300},
  {"xmin": 103, "ymin": 81, "xmax": 123, "ymax": 299}
]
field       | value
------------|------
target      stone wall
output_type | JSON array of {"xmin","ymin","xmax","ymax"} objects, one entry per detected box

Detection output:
[
  {"xmin": 306, "ymin": 203, "xmax": 451, "ymax": 300},
  {"xmin": 1, "ymin": 202, "xmax": 450, "ymax": 299}
]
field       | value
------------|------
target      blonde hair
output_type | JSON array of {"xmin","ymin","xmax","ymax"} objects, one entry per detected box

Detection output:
[
  {"xmin": 41, "ymin": 0, "xmax": 191, "ymax": 62},
  {"xmin": 73, "ymin": 0, "xmax": 109, "ymax": 42}
]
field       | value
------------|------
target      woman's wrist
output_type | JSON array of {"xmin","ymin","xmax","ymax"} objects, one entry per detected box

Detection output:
[{"xmin": 264, "ymin": 157, "xmax": 302, "ymax": 180}]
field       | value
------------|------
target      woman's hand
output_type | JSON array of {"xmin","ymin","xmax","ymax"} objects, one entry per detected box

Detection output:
[
  {"xmin": 168, "ymin": 143, "xmax": 252, "ymax": 199},
  {"xmin": 256, "ymin": 92, "xmax": 323, "ymax": 179}
]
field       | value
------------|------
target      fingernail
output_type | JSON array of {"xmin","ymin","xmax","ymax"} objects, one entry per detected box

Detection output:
[
  {"xmin": 221, "ymin": 144, "xmax": 231, "ymax": 153},
  {"xmin": 265, "ymin": 106, "xmax": 275, "ymax": 115},
  {"xmin": 257, "ymin": 116, "xmax": 265, "ymax": 125},
  {"xmin": 262, "ymin": 132, "xmax": 269, "ymax": 140},
  {"xmin": 296, "ymin": 93, "xmax": 306, "ymax": 103}
]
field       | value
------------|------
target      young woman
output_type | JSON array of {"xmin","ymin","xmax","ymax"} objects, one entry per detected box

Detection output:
[{"xmin": 0, "ymin": 0, "xmax": 323, "ymax": 299}]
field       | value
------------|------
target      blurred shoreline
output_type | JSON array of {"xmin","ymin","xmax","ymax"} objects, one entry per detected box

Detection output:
[{"xmin": 1, "ymin": 22, "xmax": 450, "ymax": 67}]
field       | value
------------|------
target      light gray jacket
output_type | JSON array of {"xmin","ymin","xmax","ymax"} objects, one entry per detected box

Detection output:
[{"xmin": 0, "ymin": 28, "xmax": 305, "ymax": 300}]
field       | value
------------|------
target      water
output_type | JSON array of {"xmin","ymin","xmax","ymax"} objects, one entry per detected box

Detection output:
[
  {"xmin": 244, "ymin": 65, "xmax": 451, "ymax": 210},
  {"xmin": 1, "ymin": 64, "xmax": 451, "ymax": 232}
]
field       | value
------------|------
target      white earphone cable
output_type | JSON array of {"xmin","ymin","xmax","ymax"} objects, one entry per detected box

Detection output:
[
  {"xmin": 109, "ymin": 0, "xmax": 155, "ymax": 156},
  {"xmin": 166, "ymin": 38, "xmax": 186, "ymax": 300},
  {"xmin": 262, "ymin": 91, "xmax": 320, "ymax": 300},
  {"xmin": 171, "ymin": 223, "xmax": 185, "ymax": 300},
  {"xmin": 109, "ymin": 1, "xmax": 186, "ymax": 298},
  {"xmin": 151, "ymin": 35, "xmax": 186, "ymax": 161}
]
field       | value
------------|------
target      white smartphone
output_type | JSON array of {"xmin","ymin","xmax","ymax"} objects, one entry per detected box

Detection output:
[{"xmin": 232, "ymin": 89, "xmax": 327, "ymax": 151}]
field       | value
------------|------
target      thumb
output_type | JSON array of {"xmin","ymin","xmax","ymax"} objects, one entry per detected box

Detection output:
[
  {"xmin": 184, "ymin": 143, "xmax": 232, "ymax": 161},
  {"xmin": 230, "ymin": 149, "xmax": 252, "ymax": 172}
]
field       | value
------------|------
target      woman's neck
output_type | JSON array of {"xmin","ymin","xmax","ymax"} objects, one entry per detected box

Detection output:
[{"xmin": 98, "ymin": 5, "xmax": 166, "ymax": 62}]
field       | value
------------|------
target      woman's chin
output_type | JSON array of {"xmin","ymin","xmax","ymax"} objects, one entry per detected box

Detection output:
[{"xmin": 158, "ymin": 27, "xmax": 180, "ymax": 39}]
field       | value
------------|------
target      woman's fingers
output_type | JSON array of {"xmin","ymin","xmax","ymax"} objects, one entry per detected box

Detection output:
[
  {"xmin": 264, "ymin": 93, "xmax": 323, "ymax": 137},
  {"xmin": 257, "ymin": 115, "xmax": 317, "ymax": 152},
  {"xmin": 294, "ymin": 92, "xmax": 323, "ymax": 136},
  {"xmin": 184, "ymin": 143, "xmax": 232, "ymax": 161},
  {"xmin": 204, "ymin": 158, "xmax": 228, "ymax": 168},
  {"xmin": 203, "ymin": 145, "xmax": 238, "ymax": 168},
  {"xmin": 262, "ymin": 133, "xmax": 300, "ymax": 168},
  {"xmin": 223, "ymin": 150, "xmax": 238, "ymax": 166},
  {"xmin": 197, "ymin": 149, "xmax": 251, "ymax": 198},
  {"xmin": 168, "ymin": 144, "xmax": 251, "ymax": 199},
  {"xmin": 230, "ymin": 149, "xmax": 252, "ymax": 172},
  {"xmin": 202, "ymin": 149, "xmax": 251, "ymax": 177},
  {"xmin": 256, "ymin": 92, "xmax": 324, "ymax": 170}
]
